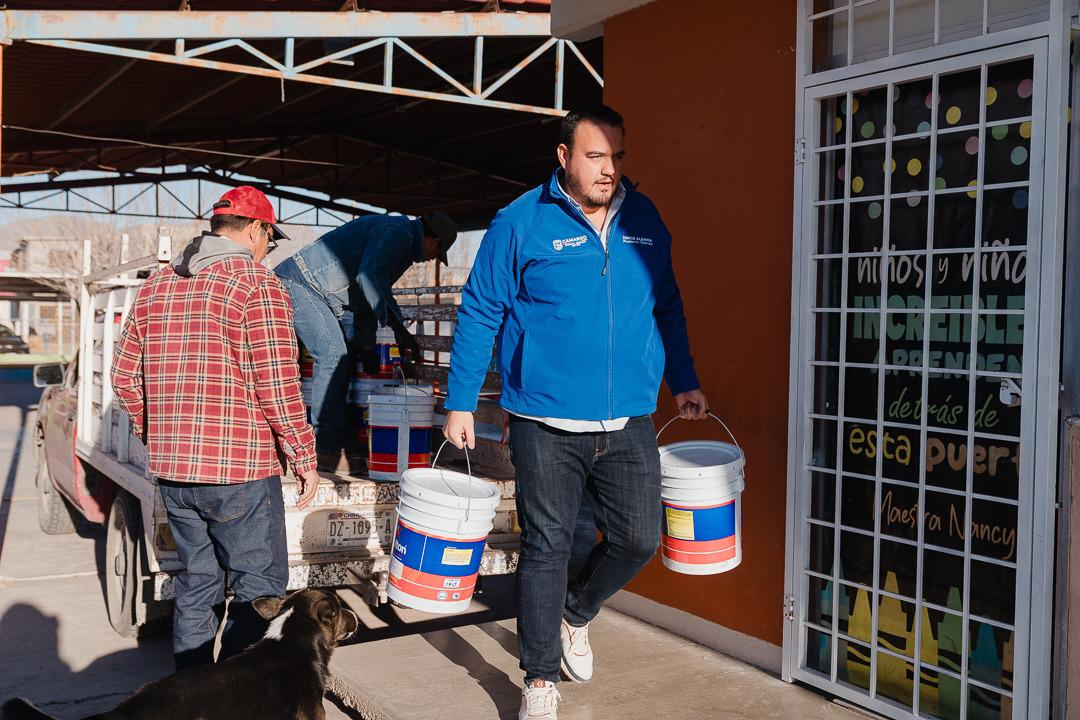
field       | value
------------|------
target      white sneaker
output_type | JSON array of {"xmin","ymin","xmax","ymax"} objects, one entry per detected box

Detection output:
[
  {"xmin": 560, "ymin": 617, "xmax": 593, "ymax": 682},
  {"xmin": 519, "ymin": 680, "xmax": 561, "ymax": 720}
]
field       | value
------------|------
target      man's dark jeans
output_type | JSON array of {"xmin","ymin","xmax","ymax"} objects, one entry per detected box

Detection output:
[
  {"xmin": 159, "ymin": 476, "xmax": 288, "ymax": 671},
  {"xmin": 508, "ymin": 415, "xmax": 662, "ymax": 684}
]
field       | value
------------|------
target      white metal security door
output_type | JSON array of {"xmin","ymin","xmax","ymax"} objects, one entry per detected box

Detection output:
[{"xmin": 784, "ymin": 41, "xmax": 1049, "ymax": 720}]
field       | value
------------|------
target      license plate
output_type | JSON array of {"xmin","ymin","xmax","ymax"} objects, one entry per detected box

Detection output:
[{"xmin": 325, "ymin": 510, "xmax": 394, "ymax": 548}]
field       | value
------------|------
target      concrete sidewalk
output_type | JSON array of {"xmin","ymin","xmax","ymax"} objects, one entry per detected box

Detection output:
[
  {"xmin": 0, "ymin": 380, "xmax": 356, "ymax": 719},
  {"xmin": 329, "ymin": 593, "xmax": 865, "ymax": 720},
  {"xmin": 1, "ymin": 374, "xmax": 865, "ymax": 720}
]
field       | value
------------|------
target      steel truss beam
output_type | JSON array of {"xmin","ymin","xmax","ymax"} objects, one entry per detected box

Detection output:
[
  {"xmin": 6, "ymin": 132, "xmax": 530, "ymax": 208},
  {"xmin": 3, "ymin": 11, "xmax": 602, "ymax": 116},
  {"xmin": 0, "ymin": 170, "xmax": 373, "ymax": 227},
  {"xmin": 2, "ymin": 11, "xmax": 550, "ymax": 40}
]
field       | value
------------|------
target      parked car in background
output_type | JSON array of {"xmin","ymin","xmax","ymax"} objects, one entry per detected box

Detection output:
[{"xmin": 0, "ymin": 324, "xmax": 29, "ymax": 353}]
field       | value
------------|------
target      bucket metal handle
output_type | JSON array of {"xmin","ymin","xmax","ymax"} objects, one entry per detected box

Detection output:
[
  {"xmin": 656, "ymin": 411, "xmax": 740, "ymax": 450},
  {"xmin": 430, "ymin": 438, "xmax": 476, "ymax": 523}
]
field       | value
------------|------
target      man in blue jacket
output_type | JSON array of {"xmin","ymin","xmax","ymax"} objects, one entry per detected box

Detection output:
[
  {"xmin": 275, "ymin": 212, "xmax": 457, "ymax": 469},
  {"xmin": 443, "ymin": 105, "xmax": 708, "ymax": 720}
]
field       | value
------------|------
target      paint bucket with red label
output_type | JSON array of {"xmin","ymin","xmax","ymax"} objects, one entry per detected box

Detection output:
[
  {"xmin": 367, "ymin": 384, "xmax": 435, "ymax": 481},
  {"xmin": 657, "ymin": 414, "xmax": 746, "ymax": 575},
  {"xmin": 388, "ymin": 444, "xmax": 501, "ymax": 614}
]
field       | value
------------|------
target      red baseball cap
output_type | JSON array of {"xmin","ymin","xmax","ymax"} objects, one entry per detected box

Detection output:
[{"xmin": 211, "ymin": 186, "xmax": 289, "ymax": 241}]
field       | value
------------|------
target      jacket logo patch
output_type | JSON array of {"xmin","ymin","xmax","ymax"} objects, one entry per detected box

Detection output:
[
  {"xmin": 552, "ymin": 236, "xmax": 588, "ymax": 251},
  {"xmin": 623, "ymin": 235, "xmax": 654, "ymax": 246}
]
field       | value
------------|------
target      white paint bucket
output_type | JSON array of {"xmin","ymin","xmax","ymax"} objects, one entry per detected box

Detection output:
[
  {"xmin": 657, "ymin": 414, "xmax": 746, "ymax": 575},
  {"xmin": 388, "ymin": 443, "xmax": 500, "ymax": 614},
  {"xmin": 347, "ymin": 377, "xmax": 391, "ymax": 448},
  {"xmin": 367, "ymin": 384, "xmax": 436, "ymax": 481}
]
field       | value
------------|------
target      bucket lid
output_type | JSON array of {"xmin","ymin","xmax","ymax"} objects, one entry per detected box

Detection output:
[
  {"xmin": 401, "ymin": 468, "xmax": 502, "ymax": 510},
  {"xmin": 659, "ymin": 440, "xmax": 745, "ymax": 479},
  {"xmin": 661, "ymin": 475, "xmax": 745, "ymax": 500},
  {"xmin": 369, "ymin": 384, "xmax": 435, "ymax": 404},
  {"xmin": 398, "ymin": 494, "xmax": 496, "ymax": 527},
  {"xmin": 661, "ymin": 468, "xmax": 745, "ymax": 489}
]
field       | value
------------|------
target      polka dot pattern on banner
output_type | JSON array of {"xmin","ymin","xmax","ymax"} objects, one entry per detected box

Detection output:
[
  {"xmin": 852, "ymin": 98, "xmax": 860, "ymax": 113},
  {"xmin": 986, "ymin": 86, "xmax": 998, "ymax": 106},
  {"xmin": 967, "ymin": 180, "xmax": 978, "ymax": 199},
  {"xmin": 1012, "ymin": 189, "xmax": 1028, "ymax": 209},
  {"xmin": 917, "ymin": 121, "xmax": 931, "ymax": 134},
  {"xmin": 992, "ymin": 125, "xmax": 1009, "ymax": 140},
  {"xmin": 838, "ymin": 165, "xmax": 846, "ymax": 181},
  {"xmin": 835, "ymin": 117, "xmax": 843, "ymax": 134},
  {"xmin": 1017, "ymin": 78, "xmax": 1033, "ymax": 99},
  {"xmin": 906, "ymin": 196, "xmax": 922, "ymax": 208},
  {"xmin": 1019, "ymin": 121, "xmax": 1032, "ymax": 139},
  {"xmin": 861, "ymin": 122, "xmax": 875, "ymax": 139},
  {"xmin": 852, "ymin": 176, "xmax": 865, "ymax": 193},
  {"xmin": 907, "ymin": 158, "xmax": 922, "ymax": 176},
  {"xmin": 924, "ymin": 92, "xmax": 934, "ymax": 109},
  {"xmin": 1011, "ymin": 147, "xmax": 1028, "ymax": 165},
  {"xmin": 884, "ymin": 158, "xmax": 897, "ymax": 173},
  {"xmin": 935, "ymin": 153, "xmax": 944, "ymax": 170},
  {"xmin": 965, "ymin": 136, "xmax": 980, "ymax": 155},
  {"xmin": 868, "ymin": 202, "xmax": 883, "ymax": 219},
  {"xmin": 946, "ymin": 106, "xmax": 962, "ymax": 125},
  {"xmin": 935, "ymin": 177, "xmax": 947, "ymax": 190}
]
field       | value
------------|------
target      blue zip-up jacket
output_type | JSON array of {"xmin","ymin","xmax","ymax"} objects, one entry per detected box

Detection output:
[
  {"xmin": 276, "ymin": 215, "xmax": 423, "ymax": 343},
  {"xmin": 446, "ymin": 172, "xmax": 699, "ymax": 420}
]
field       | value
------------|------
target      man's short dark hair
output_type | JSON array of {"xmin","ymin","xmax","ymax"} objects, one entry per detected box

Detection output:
[
  {"xmin": 210, "ymin": 213, "xmax": 257, "ymax": 234},
  {"xmin": 558, "ymin": 104, "xmax": 625, "ymax": 150}
]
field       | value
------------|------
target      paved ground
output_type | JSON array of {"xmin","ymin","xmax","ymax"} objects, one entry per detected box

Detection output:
[
  {"xmin": 329, "ymin": 608, "xmax": 867, "ymax": 720},
  {"xmin": 0, "ymin": 374, "xmax": 355, "ymax": 719},
  {"xmin": 0, "ymin": 370, "xmax": 866, "ymax": 720}
]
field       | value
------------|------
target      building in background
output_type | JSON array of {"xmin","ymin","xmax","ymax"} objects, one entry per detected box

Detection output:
[{"xmin": 552, "ymin": 1, "xmax": 1077, "ymax": 719}]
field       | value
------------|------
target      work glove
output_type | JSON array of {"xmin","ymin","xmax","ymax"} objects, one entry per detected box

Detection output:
[
  {"xmin": 394, "ymin": 328, "xmax": 421, "ymax": 363},
  {"xmin": 360, "ymin": 347, "xmax": 381, "ymax": 376}
]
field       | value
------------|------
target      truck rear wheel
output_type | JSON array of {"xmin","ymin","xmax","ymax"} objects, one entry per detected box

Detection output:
[
  {"xmin": 35, "ymin": 432, "xmax": 79, "ymax": 535},
  {"xmin": 105, "ymin": 491, "xmax": 169, "ymax": 638}
]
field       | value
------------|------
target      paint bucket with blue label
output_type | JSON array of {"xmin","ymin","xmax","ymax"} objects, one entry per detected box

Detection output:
[
  {"xmin": 347, "ymin": 377, "xmax": 389, "ymax": 448},
  {"xmin": 657, "ymin": 414, "xmax": 746, "ymax": 575},
  {"xmin": 367, "ymin": 384, "xmax": 436, "ymax": 481},
  {"xmin": 388, "ymin": 444, "xmax": 501, "ymax": 614}
]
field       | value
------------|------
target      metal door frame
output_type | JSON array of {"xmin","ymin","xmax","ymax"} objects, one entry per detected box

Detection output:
[{"xmin": 782, "ymin": 33, "xmax": 1065, "ymax": 719}]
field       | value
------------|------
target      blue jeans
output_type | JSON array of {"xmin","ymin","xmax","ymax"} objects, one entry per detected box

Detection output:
[
  {"xmin": 508, "ymin": 415, "xmax": 662, "ymax": 684},
  {"xmin": 276, "ymin": 258, "xmax": 350, "ymax": 454},
  {"xmin": 568, "ymin": 492, "xmax": 598, "ymax": 577},
  {"xmin": 159, "ymin": 476, "xmax": 288, "ymax": 671}
]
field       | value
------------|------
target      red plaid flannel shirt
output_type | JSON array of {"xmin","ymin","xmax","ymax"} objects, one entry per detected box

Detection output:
[{"xmin": 111, "ymin": 257, "xmax": 317, "ymax": 484}]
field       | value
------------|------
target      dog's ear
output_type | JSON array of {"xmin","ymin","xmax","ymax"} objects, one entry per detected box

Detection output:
[
  {"xmin": 252, "ymin": 596, "xmax": 287, "ymax": 620},
  {"xmin": 317, "ymin": 598, "xmax": 336, "ymax": 627}
]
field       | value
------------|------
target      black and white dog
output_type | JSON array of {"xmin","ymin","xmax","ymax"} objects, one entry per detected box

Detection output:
[{"xmin": 3, "ymin": 589, "xmax": 359, "ymax": 720}]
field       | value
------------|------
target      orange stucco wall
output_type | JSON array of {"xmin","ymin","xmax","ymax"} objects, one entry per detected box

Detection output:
[{"xmin": 603, "ymin": 0, "xmax": 797, "ymax": 646}]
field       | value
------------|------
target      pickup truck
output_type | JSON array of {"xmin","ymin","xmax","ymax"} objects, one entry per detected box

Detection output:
[{"xmin": 31, "ymin": 232, "xmax": 517, "ymax": 638}]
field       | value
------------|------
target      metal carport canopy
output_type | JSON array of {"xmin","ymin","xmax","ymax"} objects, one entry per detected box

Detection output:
[
  {"xmin": 2, "ymin": 10, "xmax": 551, "ymax": 39},
  {"xmin": 0, "ymin": 4, "xmax": 603, "ymax": 228}
]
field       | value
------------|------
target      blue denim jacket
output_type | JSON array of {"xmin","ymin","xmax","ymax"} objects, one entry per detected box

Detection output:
[{"xmin": 276, "ymin": 215, "xmax": 424, "ymax": 344}]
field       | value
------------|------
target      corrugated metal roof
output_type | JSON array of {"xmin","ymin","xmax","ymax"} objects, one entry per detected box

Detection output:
[{"xmin": 1, "ymin": 2, "xmax": 599, "ymax": 227}]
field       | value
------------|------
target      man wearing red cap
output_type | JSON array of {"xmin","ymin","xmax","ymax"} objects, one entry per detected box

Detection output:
[{"xmin": 112, "ymin": 186, "xmax": 321, "ymax": 670}]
